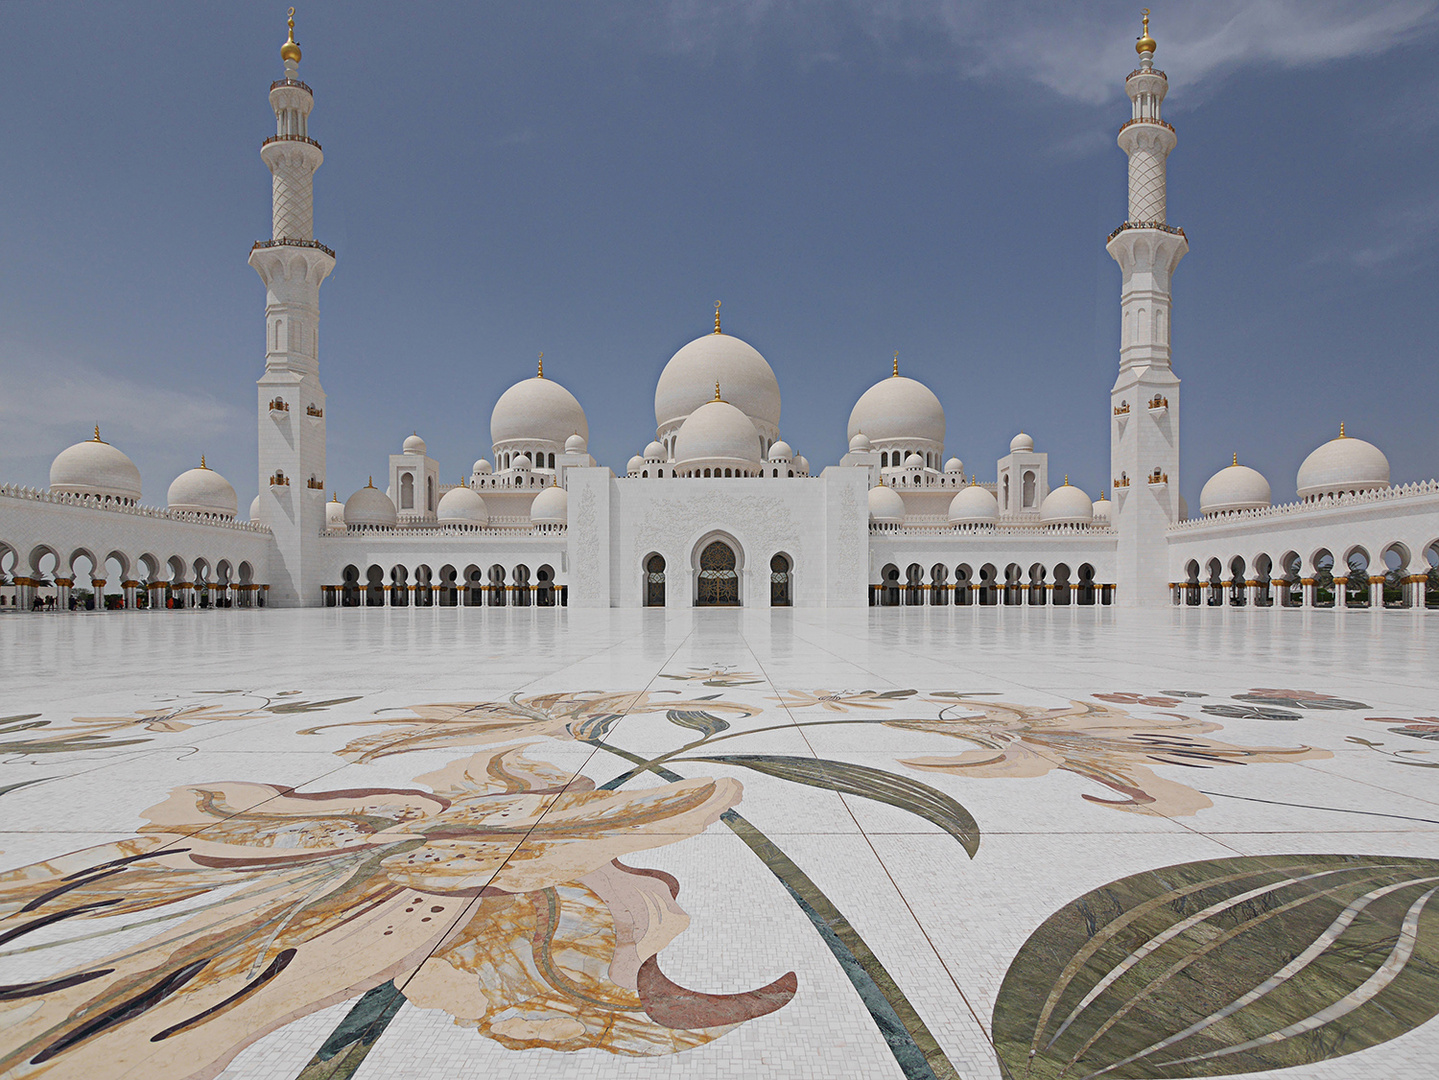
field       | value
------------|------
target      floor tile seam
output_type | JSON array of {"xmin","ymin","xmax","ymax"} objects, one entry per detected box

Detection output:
[
  {"xmin": 780, "ymin": 623, "xmax": 917, "ymax": 690},
  {"xmin": 1292, "ymin": 759, "xmax": 1439, "ymax": 809},
  {"xmin": 741, "ymin": 630, "xmax": 1000, "ymax": 1062}
]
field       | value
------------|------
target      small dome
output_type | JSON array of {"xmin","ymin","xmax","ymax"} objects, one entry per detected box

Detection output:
[
  {"xmin": 1010, "ymin": 432, "xmax": 1034, "ymax": 453},
  {"xmin": 325, "ymin": 494, "xmax": 346, "ymax": 530},
  {"xmin": 565, "ymin": 433, "xmax": 587, "ymax": 454},
  {"xmin": 1200, "ymin": 459, "xmax": 1271, "ymax": 516},
  {"xmin": 849, "ymin": 432, "xmax": 872, "ymax": 452},
  {"xmin": 674, "ymin": 399, "xmax": 762, "ymax": 470},
  {"xmin": 1296, "ymin": 427, "xmax": 1389, "ymax": 499},
  {"xmin": 344, "ymin": 482, "xmax": 397, "ymax": 528},
  {"xmin": 437, "ymin": 484, "xmax": 489, "ymax": 525},
  {"xmin": 530, "ymin": 484, "xmax": 568, "ymax": 525},
  {"xmin": 627, "ymin": 455, "xmax": 644, "ymax": 475},
  {"xmin": 491, "ymin": 376, "xmax": 588, "ymax": 447},
  {"xmin": 472, "ymin": 459, "xmax": 493, "ymax": 475},
  {"xmin": 643, "ymin": 440, "xmax": 666, "ymax": 461},
  {"xmin": 847, "ymin": 375, "xmax": 945, "ymax": 446},
  {"xmin": 1091, "ymin": 492, "xmax": 1112, "ymax": 521},
  {"xmin": 944, "ymin": 457, "xmax": 963, "ymax": 474},
  {"xmin": 402, "ymin": 433, "xmax": 427, "ymax": 455},
  {"xmin": 904, "ymin": 452, "xmax": 925, "ymax": 469},
  {"xmin": 794, "ymin": 455, "xmax": 809, "ymax": 474},
  {"xmin": 167, "ymin": 460, "xmax": 238, "ymax": 518},
  {"xmin": 1040, "ymin": 479, "xmax": 1093, "ymax": 525},
  {"xmin": 656, "ymin": 330, "xmax": 781, "ymax": 433},
  {"xmin": 249, "ymin": 495, "xmax": 261, "ymax": 521},
  {"xmin": 50, "ymin": 430, "xmax": 142, "ymax": 502},
  {"xmin": 768, "ymin": 440, "xmax": 793, "ymax": 462},
  {"xmin": 513, "ymin": 453, "xmax": 533, "ymax": 471},
  {"xmin": 1178, "ymin": 493, "xmax": 1189, "ymax": 521},
  {"xmin": 947, "ymin": 484, "xmax": 999, "ymax": 525},
  {"xmin": 868, "ymin": 483, "xmax": 907, "ymax": 525}
]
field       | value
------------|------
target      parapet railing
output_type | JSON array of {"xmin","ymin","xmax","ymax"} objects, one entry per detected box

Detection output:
[
  {"xmin": 1168, "ymin": 480, "xmax": 1439, "ymax": 533},
  {"xmin": 261, "ymin": 134, "xmax": 323, "ymax": 151},
  {"xmin": 270, "ymin": 78, "xmax": 313, "ymax": 95},
  {"xmin": 1108, "ymin": 220, "xmax": 1187, "ymax": 242},
  {"xmin": 250, "ymin": 238, "xmax": 337, "ymax": 259},
  {"xmin": 331, "ymin": 521, "xmax": 566, "ymax": 538},
  {"xmin": 1118, "ymin": 117, "xmax": 1176, "ymax": 134},
  {"xmin": 871, "ymin": 522, "xmax": 1116, "ymax": 537},
  {"xmin": 1126, "ymin": 67, "xmax": 1167, "ymax": 80},
  {"xmin": 0, "ymin": 484, "xmax": 271, "ymax": 534}
]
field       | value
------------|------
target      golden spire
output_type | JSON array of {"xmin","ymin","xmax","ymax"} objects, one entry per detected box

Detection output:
[
  {"xmin": 1064, "ymin": 475, "xmax": 1070, "ymax": 485},
  {"xmin": 1100, "ymin": 489, "xmax": 1107, "ymax": 500},
  {"xmin": 714, "ymin": 380, "xmax": 723, "ymax": 402},
  {"xmin": 1136, "ymin": 9, "xmax": 1156, "ymax": 55},
  {"xmin": 1233, "ymin": 452, "xmax": 1238, "ymax": 467},
  {"xmin": 366, "ymin": 475, "xmax": 374, "ymax": 488},
  {"xmin": 92, "ymin": 425, "xmax": 103, "ymax": 443},
  {"xmin": 282, "ymin": 8, "xmax": 302, "ymax": 64},
  {"xmin": 892, "ymin": 351, "xmax": 899, "ymax": 378},
  {"xmin": 713, "ymin": 300, "xmax": 722, "ymax": 335},
  {"xmin": 1339, "ymin": 421, "xmax": 1346, "ymax": 438},
  {"xmin": 537, "ymin": 352, "xmax": 544, "ymax": 378},
  {"xmin": 200, "ymin": 455, "xmax": 208, "ymax": 469},
  {"xmin": 332, "ymin": 491, "xmax": 338, "ymax": 502}
]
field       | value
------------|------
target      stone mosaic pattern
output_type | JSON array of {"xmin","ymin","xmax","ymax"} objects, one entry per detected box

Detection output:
[{"xmin": 0, "ymin": 607, "xmax": 1437, "ymax": 1079}]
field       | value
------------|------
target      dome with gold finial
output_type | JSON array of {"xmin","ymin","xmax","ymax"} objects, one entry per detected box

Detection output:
[
  {"xmin": 168, "ymin": 457, "xmax": 239, "ymax": 519},
  {"xmin": 1297, "ymin": 424, "xmax": 1389, "ymax": 501},
  {"xmin": 655, "ymin": 306, "xmax": 781, "ymax": 437},
  {"xmin": 1136, "ymin": 9, "xmax": 1156, "ymax": 55},
  {"xmin": 49, "ymin": 426, "xmax": 143, "ymax": 504},
  {"xmin": 281, "ymin": 8, "xmax": 302, "ymax": 64}
]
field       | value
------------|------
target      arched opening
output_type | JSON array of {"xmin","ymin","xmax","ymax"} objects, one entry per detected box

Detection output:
[
  {"xmin": 427, "ymin": 475, "xmax": 436, "ymax": 513},
  {"xmin": 1344, "ymin": 547, "xmax": 1371, "ymax": 608},
  {"xmin": 390, "ymin": 565, "xmax": 410, "ymax": 606},
  {"xmin": 770, "ymin": 553, "xmax": 791, "ymax": 607},
  {"xmin": 1184, "ymin": 559, "xmax": 1201, "ymax": 606},
  {"xmin": 414, "ymin": 564, "xmax": 433, "ymax": 606},
  {"xmin": 879, "ymin": 564, "xmax": 901, "ymax": 607},
  {"xmin": 977, "ymin": 563, "xmax": 998, "ymax": 606},
  {"xmin": 1002, "ymin": 474, "xmax": 1010, "ymax": 511},
  {"xmin": 463, "ymin": 564, "xmax": 483, "ymax": 607},
  {"xmin": 696, "ymin": 540, "xmax": 740, "ymax": 607},
  {"xmin": 1022, "ymin": 471, "xmax": 1036, "ymax": 508},
  {"xmin": 193, "ymin": 558, "xmax": 213, "ymax": 609},
  {"xmin": 1382, "ymin": 544, "xmax": 1409, "ymax": 608},
  {"xmin": 1206, "ymin": 558, "xmax": 1224, "ymax": 606},
  {"xmin": 488, "ymin": 564, "xmax": 507, "ymax": 606},
  {"xmin": 954, "ymin": 563, "xmax": 972, "ymax": 605},
  {"xmin": 1077, "ymin": 563, "xmax": 1097, "ymax": 605},
  {"xmin": 1228, "ymin": 556, "xmax": 1247, "ymax": 606},
  {"xmin": 929, "ymin": 563, "xmax": 948, "ymax": 606},
  {"xmin": 1052, "ymin": 563, "xmax": 1071, "ymax": 606},
  {"xmin": 536, "ymin": 564, "xmax": 555, "ymax": 606},
  {"xmin": 137, "ymin": 553, "xmax": 161, "ymax": 610},
  {"xmin": 513, "ymin": 564, "xmax": 531, "ymax": 607},
  {"xmin": 1426, "ymin": 542, "xmax": 1439, "ymax": 609},
  {"xmin": 365, "ymin": 565, "xmax": 385, "ymax": 606},
  {"xmin": 341, "ymin": 565, "xmax": 362, "ymax": 607},
  {"xmin": 1253, "ymin": 554, "xmax": 1273, "ymax": 607},
  {"xmin": 437, "ymin": 564, "xmax": 458, "ymax": 606},
  {"xmin": 1312, "ymin": 549, "xmax": 1336, "ymax": 607},
  {"xmin": 1029, "ymin": 563, "xmax": 1048, "ymax": 606},
  {"xmin": 70, "ymin": 549, "xmax": 99, "ymax": 610},
  {"xmin": 904, "ymin": 564, "xmax": 924, "ymax": 606},
  {"xmin": 645, "ymin": 553, "xmax": 666, "ymax": 607},
  {"xmin": 105, "ymin": 552, "xmax": 129, "ymax": 609},
  {"xmin": 214, "ymin": 559, "xmax": 232, "ymax": 609},
  {"xmin": 400, "ymin": 472, "xmax": 415, "ymax": 511},
  {"xmin": 1004, "ymin": 563, "xmax": 1023, "ymax": 606}
]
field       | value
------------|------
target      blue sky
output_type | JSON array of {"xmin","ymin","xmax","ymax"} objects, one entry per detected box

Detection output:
[{"xmin": 2, "ymin": 1, "xmax": 1436, "ymax": 514}]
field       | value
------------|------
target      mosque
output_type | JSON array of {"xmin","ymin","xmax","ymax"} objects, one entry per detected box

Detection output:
[{"xmin": 2, "ymin": 14, "xmax": 1437, "ymax": 613}]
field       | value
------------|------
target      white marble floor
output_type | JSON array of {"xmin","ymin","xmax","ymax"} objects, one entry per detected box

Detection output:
[{"xmin": 1, "ymin": 606, "xmax": 1437, "ymax": 1080}]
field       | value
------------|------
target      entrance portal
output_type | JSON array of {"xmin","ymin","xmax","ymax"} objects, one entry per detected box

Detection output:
[{"xmin": 696, "ymin": 541, "xmax": 739, "ymax": 606}]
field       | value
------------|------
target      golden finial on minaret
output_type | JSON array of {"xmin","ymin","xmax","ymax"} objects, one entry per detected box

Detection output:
[
  {"xmin": 200, "ymin": 455, "xmax": 208, "ymax": 469},
  {"xmin": 1339, "ymin": 421, "xmax": 1346, "ymax": 438},
  {"xmin": 892, "ymin": 352, "xmax": 899, "ymax": 378},
  {"xmin": 332, "ymin": 491, "xmax": 338, "ymax": 502},
  {"xmin": 714, "ymin": 300, "xmax": 722, "ymax": 335},
  {"xmin": 537, "ymin": 352, "xmax": 544, "ymax": 378},
  {"xmin": 1233, "ymin": 452, "xmax": 1238, "ymax": 467},
  {"xmin": 93, "ymin": 425, "xmax": 103, "ymax": 442},
  {"xmin": 282, "ymin": 8, "xmax": 302, "ymax": 64},
  {"xmin": 1136, "ymin": 9, "xmax": 1156, "ymax": 55}
]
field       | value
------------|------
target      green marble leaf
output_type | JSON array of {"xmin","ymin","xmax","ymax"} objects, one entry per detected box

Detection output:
[
  {"xmin": 665, "ymin": 709, "xmax": 731, "ymax": 738},
  {"xmin": 688, "ymin": 753, "xmax": 979, "ymax": 856},
  {"xmin": 992, "ymin": 854, "xmax": 1439, "ymax": 1078},
  {"xmin": 267, "ymin": 696, "xmax": 363, "ymax": 715}
]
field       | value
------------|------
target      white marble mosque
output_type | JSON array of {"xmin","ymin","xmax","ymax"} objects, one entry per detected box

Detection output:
[{"xmin": 2, "ymin": 13, "xmax": 1437, "ymax": 615}]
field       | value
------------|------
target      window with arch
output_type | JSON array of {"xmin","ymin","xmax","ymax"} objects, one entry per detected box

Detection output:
[
  {"xmin": 770, "ymin": 553, "xmax": 791, "ymax": 607},
  {"xmin": 696, "ymin": 541, "xmax": 739, "ymax": 606},
  {"xmin": 645, "ymin": 554, "xmax": 665, "ymax": 607}
]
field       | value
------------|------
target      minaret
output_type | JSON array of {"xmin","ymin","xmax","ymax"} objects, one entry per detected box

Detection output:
[
  {"xmin": 1106, "ymin": 10, "xmax": 1185, "ymax": 607},
  {"xmin": 249, "ymin": 9, "xmax": 335, "ymax": 606}
]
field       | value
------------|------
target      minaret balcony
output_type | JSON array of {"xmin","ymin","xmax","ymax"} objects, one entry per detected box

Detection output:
[
  {"xmin": 270, "ymin": 77, "xmax": 313, "ymax": 95},
  {"xmin": 1118, "ymin": 117, "xmax": 1174, "ymax": 135},
  {"xmin": 251, "ymin": 237, "xmax": 336, "ymax": 259},
  {"xmin": 1107, "ymin": 220, "xmax": 1186, "ymax": 242},
  {"xmin": 262, "ymin": 133, "xmax": 323, "ymax": 151}
]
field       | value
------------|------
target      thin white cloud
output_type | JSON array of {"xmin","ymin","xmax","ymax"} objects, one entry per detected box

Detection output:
[
  {"xmin": 639, "ymin": 1, "xmax": 1439, "ymax": 104},
  {"xmin": 1350, "ymin": 195, "xmax": 1439, "ymax": 269}
]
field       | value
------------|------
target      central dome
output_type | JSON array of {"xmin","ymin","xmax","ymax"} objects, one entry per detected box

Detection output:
[
  {"xmin": 674, "ymin": 399, "xmax": 762, "ymax": 472},
  {"xmin": 847, "ymin": 375, "xmax": 945, "ymax": 446},
  {"xmin": 655, "ymin": 332, "xmax": 780, "ymax": 434},
  {"xmin": 491, "ymin": 376, "xmax": 588, "ymax": 447}
]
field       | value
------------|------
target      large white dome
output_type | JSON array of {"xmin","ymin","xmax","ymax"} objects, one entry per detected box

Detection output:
[
  {"xmin": 50, "ymin": 431, "xmax": 142, "ymax": 502},
  {"xmin": 167, "ymin": 461, "xmax": 238, "ymax": 518},
  {"xmin": 1040, "ymin": 480, "xmax": 1094, "ymax": 526},
  {"xmin": 674, "ymin": 399, "xmax": 762, "ymax": 469},
  {"xmin": 491, "ymin": 376, "xmax": 589, "ymax": 447},
  {"xmin": 655, "ymin": 331, "xmax": 781, "ymax": 433},
  {"xmin": 437, "ymin": 484, "xmax": 488, "ymax": 525},
  {"xmin": 529, "ymin": 484, "xmax": 568, "ymax": 525},
  {"xmin": 868, "ymin": 484, "xmax": 907, "ymax": 525},
  {"xmin": 1200, "ymin": 460, "xmax": 1271, "ymax": 516},
  {"xmin": 847, "ymin": 375, "xmax": 945, "ymax": 446},
  {"xmin": 947, "ymin": 484, "xmax": 999, "ymax": 525},
  {"xmin": 344, "ymin": 482, "xmax": 397, "ymax": 528},
  {"xmin": 1296, "ymin": 428, "xmax": 1389, "ymax": 499}
]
